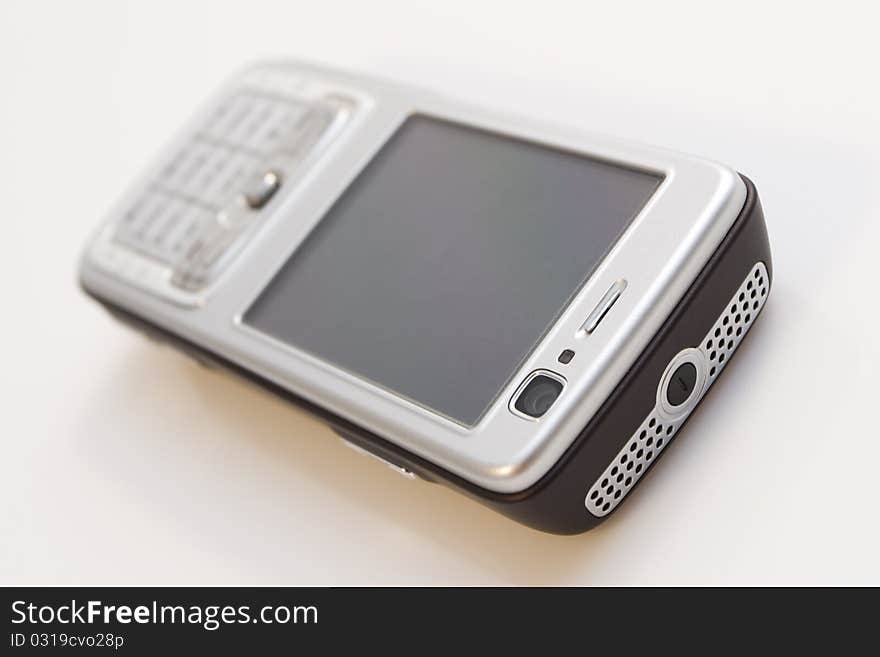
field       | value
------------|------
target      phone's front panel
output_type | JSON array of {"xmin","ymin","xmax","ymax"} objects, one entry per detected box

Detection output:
[{"xmin": 81, "ymin": 61, "xmax": 747, "ymax": 494}]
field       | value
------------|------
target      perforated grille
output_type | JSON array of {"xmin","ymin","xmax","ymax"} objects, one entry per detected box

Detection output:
[
  {"xmin": 701, "ymin": 264, "xmax": 769, "ymax": 384},
  {"xmin": 585, "ymin": 262, "xmax": 769, "ymax": 517}
]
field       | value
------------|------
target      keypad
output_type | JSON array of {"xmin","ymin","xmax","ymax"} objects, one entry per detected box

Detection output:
[{"xmin": 112, "ymin": 89, "xmax": 342, "ymax": 274}]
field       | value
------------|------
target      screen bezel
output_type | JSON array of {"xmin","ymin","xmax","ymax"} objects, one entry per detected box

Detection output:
[
  {"xmin": 81, "ymin": 61, "xmax": 747, "ymax": 494},
  {"xmin": 240, "ymin": 113, "xmax": 665, "ymax": 428}
]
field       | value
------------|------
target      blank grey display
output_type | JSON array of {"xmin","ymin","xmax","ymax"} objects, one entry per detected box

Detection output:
[{"xmin": 244, "ymin": 116, "xmax": 662, "ymax": 425}]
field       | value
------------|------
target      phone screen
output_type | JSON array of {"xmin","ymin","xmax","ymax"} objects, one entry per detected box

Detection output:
[{"xmin": 244, "ymin": 115, "xmax": 662, "ymax": 425}]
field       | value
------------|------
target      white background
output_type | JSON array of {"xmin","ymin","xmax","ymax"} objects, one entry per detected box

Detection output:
[{"xmin": 2, "ymin": 0, "xmax": 879, "ymax": 585}]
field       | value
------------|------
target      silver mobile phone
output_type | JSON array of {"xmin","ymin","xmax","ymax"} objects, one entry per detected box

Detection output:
[{"xmin": 79, "ymin": 60, "xmax": 772, "ymax": 534}]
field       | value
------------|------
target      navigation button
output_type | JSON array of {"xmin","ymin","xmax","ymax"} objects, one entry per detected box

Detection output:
[{"xmin": 241, "ymin": 170, "xmax": 281, "ymax": 209}]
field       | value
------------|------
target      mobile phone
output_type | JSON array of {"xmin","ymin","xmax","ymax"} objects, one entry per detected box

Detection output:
[{"xmin": 79, "ymin": 60, "xmax": 772, "ymax": 534}]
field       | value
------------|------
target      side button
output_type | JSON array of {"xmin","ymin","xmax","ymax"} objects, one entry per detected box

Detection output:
[
  {"xmin": 578, "ymin": 279, "xmax": 627, "ymax": 336},
  {"xmin": 666, "ymin": 362, "xmax": 698, "ymax": 406},
  {"xmin": 657, "ymin": 348, "xmax": 707, "ymax": 418},
  {"xmin": 338, "ymin": 435, "xmax": 418, "ymax": 480}
]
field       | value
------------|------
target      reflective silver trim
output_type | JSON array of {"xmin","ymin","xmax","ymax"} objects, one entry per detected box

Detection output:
[{"xmin": 585, "ymin": 262, "xmax": 769, "ymax": 517}]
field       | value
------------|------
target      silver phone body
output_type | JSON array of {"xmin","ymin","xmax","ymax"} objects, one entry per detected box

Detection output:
[{"xmin": 79, "ymin": 60, "xmax": 747, "ymax": 494}]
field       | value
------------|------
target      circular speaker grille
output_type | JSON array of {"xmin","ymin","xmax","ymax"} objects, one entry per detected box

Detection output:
[{"xmin": 585, "ymin": 262, "xmax": 769, "ymax": 518}]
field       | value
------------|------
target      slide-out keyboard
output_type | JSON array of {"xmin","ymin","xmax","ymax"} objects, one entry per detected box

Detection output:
[{"xmin": 91, "ymin": 68, "xmax": 359, "ymax": 301}]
